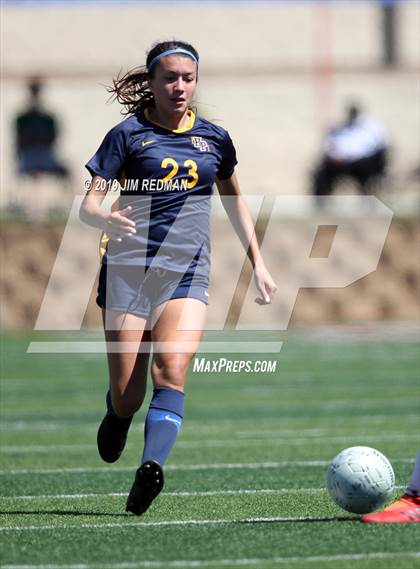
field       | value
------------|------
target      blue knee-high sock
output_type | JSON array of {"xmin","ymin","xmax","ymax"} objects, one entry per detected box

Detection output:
[{"xmin": 141, "ymin": 387, "xmax": 184, "ymax": 466}]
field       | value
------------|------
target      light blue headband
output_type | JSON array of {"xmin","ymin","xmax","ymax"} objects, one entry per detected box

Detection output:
[{"xmin": 147, "ymin": 48, "xmax": 199, "ymax": 71}]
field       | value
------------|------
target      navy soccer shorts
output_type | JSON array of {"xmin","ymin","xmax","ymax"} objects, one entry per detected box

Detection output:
[{"xmin": 97, "ymin": 264, "xmax": 209, "ymax": 319}]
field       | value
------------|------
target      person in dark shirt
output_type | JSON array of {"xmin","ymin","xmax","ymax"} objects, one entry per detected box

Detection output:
[
  {"xmin": 80, "ymin": 40, "xmax": 276, "ymax": 516},
  {"xmin": 15, "ymin": 78, "xmax": 69, "ymax": 179}
]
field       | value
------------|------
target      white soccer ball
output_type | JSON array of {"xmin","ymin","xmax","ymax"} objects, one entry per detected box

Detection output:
[{"xmin": 326, "ymin": 446, "xmax": 395, "ymax": 514}]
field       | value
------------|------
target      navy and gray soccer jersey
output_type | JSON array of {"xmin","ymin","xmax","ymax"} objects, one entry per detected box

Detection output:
[{"xmin": 85, "ymin": 109, "xmax": 237, "ymax": 278}]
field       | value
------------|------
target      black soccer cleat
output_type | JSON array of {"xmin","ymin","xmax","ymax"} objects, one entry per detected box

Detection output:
[
  {"xmin": 97, "ymin": 411, "xmax": 132, "ymax": 463},
  {"xmin": 126, "ymin": 460, "xmax": 164, "ymax": 515}
]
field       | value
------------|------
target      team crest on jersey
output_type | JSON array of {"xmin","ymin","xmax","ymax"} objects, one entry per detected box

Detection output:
[{"xmin": 191, "ymin": 136, "xmax": 210, "ymax": 152}]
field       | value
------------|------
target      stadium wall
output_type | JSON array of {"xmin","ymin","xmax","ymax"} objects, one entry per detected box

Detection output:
[{"xmin": 1, "ymin": 218, "xmax": 418, "ymax": 329}]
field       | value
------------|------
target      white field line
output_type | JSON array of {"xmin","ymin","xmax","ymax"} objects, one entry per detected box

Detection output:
[
  {"xmin": 0, "ymin": 423, "xmax": 332, "ymax": 435},
  {"xmin": 0, "ymin": 459, "xmax": 414, "ymax": 476},
  {"xmin": 0, "ymin": 486, "xmax": 406, "ymax": 501},
  {"xmin": 1, "ymin": 552, "xmax": 420, "ymax": 568},
  {"xmin": 2, "ymin": 414, "xmax": 419, "ymax": 431},
  {"xmin": 1, "ymin": 445, "xmax": 92, "ymax": 453},
  {"xmin": 1, "ymin": 433, "xmax": 418, "ymax": 454},
  {"xmin": 0, "ymin": 516, "xmax": 364, "ymax": 532},
  {"xmin": 0, "ymin": 489, "xmax": 320, "ymax": 501},
  {"xmin": 1, "ymin": 423, "xmax": 331, "ymax": 435}
]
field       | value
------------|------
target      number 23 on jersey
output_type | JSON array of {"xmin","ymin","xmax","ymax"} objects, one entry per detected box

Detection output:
[{"xmin": 161, "ymin": 157, "xmax": 199, "ymax": 190}]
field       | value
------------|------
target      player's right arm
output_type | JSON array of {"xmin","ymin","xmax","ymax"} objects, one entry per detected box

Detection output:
[{"xmin": 79, "ymin": 175, "xmax": 136, "ymax": 242}]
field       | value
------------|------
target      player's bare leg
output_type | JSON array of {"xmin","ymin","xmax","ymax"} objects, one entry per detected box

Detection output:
[
  {"xmin": 126, "ymin": 298, "xmax": 206, "ymax": 515},
  {"xmin": 97, "ymin": 310, "xmax": 149, "ymax": 463}
]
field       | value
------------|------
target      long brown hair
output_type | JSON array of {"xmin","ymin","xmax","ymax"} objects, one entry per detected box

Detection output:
[{"xmin": 108, "ymin": 40, "xmax": 199, "ymax": 116}]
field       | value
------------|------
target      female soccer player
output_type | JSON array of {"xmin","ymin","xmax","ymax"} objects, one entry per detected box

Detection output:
[{"xmin": 80, "ymin": 40, "xmax": 276, "ymax": 515}]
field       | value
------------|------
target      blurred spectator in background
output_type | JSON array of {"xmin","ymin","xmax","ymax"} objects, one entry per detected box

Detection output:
[
  {"xmin": 15, "ymin": 78, "xmax": 70, "ymax": 181},
  {"xmin": 13, "ymin": 78, "xmax": 71, "ymax": 221},
  {"xmin": 312, "ymin": 104, "xmax": 389, "ymax": 204}
]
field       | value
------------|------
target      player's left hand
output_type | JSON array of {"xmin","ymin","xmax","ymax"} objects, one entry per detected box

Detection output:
[{"xmin": 254, "ymin": 263, "xmax": 277, "ymax": 305}]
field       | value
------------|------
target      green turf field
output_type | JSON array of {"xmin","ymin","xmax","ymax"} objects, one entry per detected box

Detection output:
[{"xmin": 0, "ymin": 330, "xmax": 419, "ymax": 569}]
